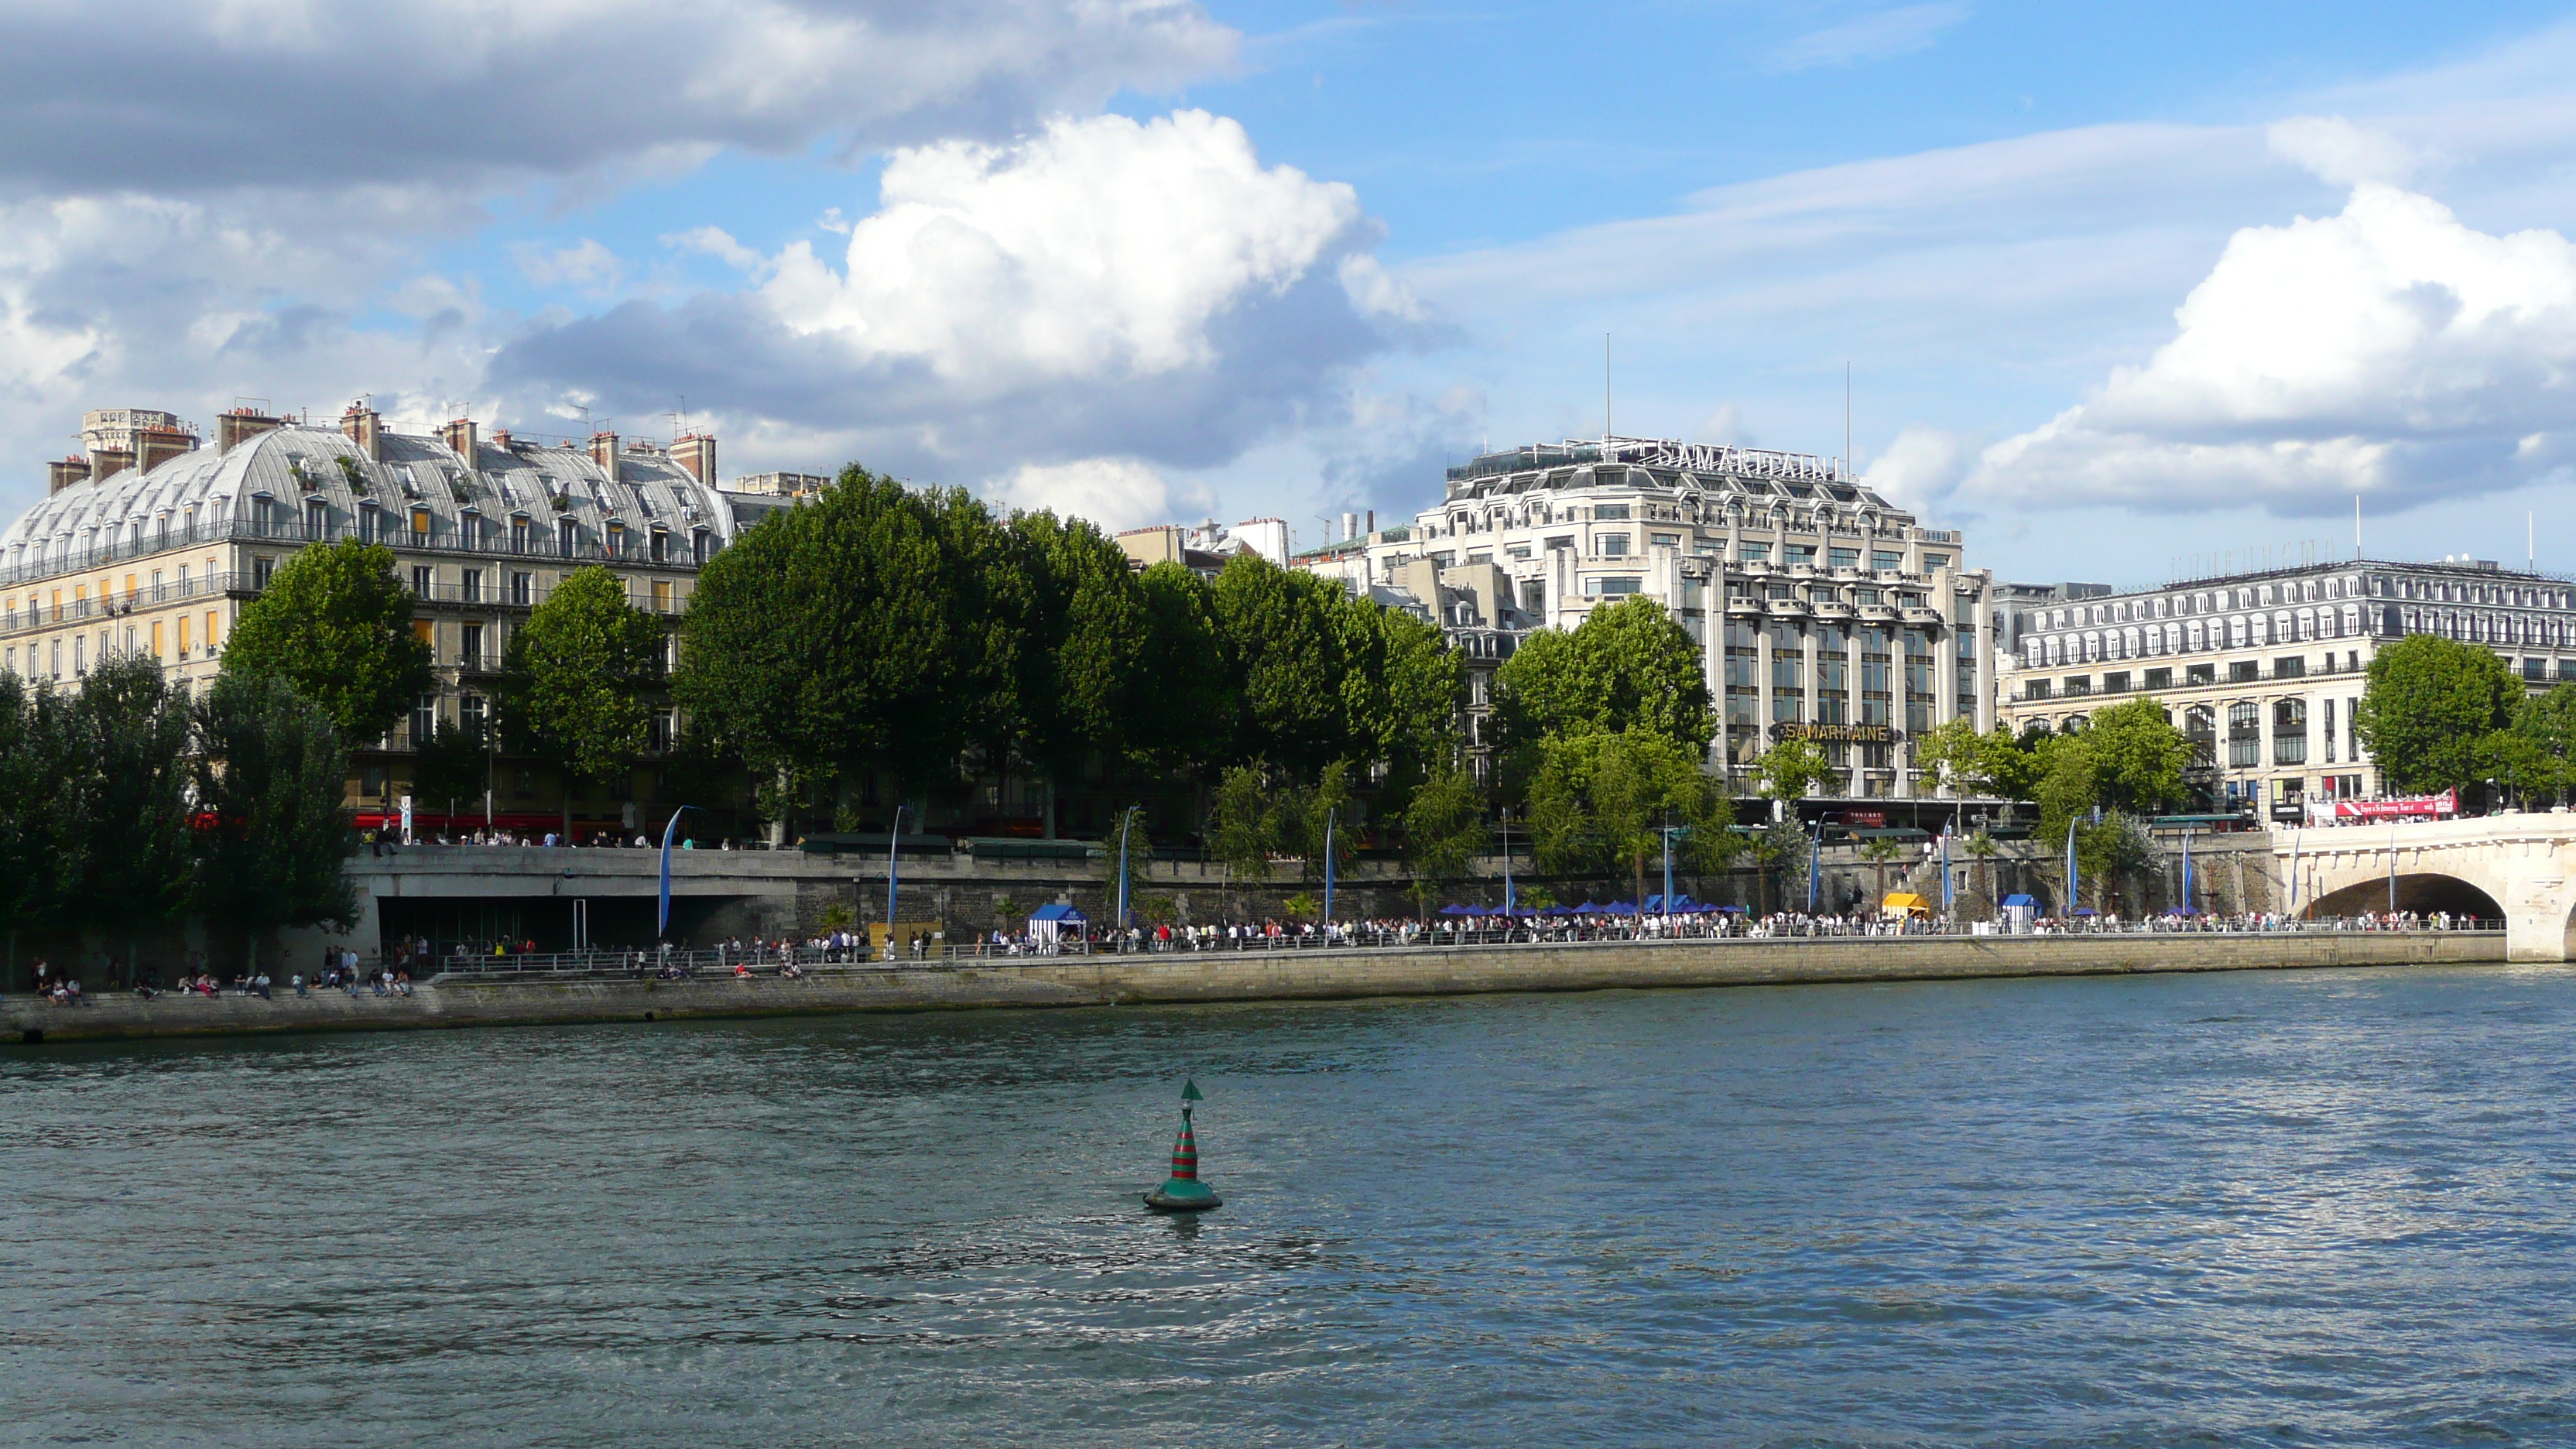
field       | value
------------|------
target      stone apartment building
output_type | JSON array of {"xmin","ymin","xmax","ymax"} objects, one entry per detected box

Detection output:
[
  {"xmin": 1995, "ymin": 556, "xmax": 2576, "ymax": 820},
  {"xmin": 0, "ymin": 401, "xmax": 786, "ymax": 831},
  {"xmin": 1340, "ymin": 436, "xmax": 1996, "ymax": 798}
]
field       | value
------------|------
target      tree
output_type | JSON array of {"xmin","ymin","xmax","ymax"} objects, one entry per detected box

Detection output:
[
  {"xmin": 1214, "ymin": 555, "xmax": 1348, "ymax": 776},
  {"xmin": 1132, "ymin": 561, "xmax": 1238, "ymax": 775},
  {"xmin": 2506, "ymin": 683, "xmax": 2576, "ymax": 806},
  {"xmin": 411, "ymin": 716, "xmax": 488, "ymax": 826},
  {"xmin": 220, "ymin": 537, "xmax": 430, "ymax": 743},
  {"xmin": 2355, "ymin": 634, "xmax": 2520, "ymax": 795},
  {"xmin": 1492, "ymin": 596, "xmax": 1712, "ymax": 755},
  {"xmin": 1964, "ymin": 830, "xmax": 2001, "ymax": 917},
  {"xmin": 193, "ymin": 672, "xmax": 356, "ymax": 971},
  {"xmin": 1013, "ymin": 511, "xmax": 1147, "ymax": 835},
  {"xmin": 0, "ymin": 674, "xmax": 67, "ymax": 985},
  {"xmin": 1751, "ymin": 735, "xmax": 1837, "ymax": 803},
  {"xmin": 1916, "ymin": 718, "xmax": 2047, "ymax": 801},
  {"xmin": 676, "ymin": 468, "xmax": 1007, "ymax": 833},
  {"xmin": 1208, "ymin": 763, "xmax": 1276, "ymax": 904},
  {"xmin": 1862, "ymin": 835, "xmax": 1906, "ymax": 911},
  {"xmin": 1527, "ymin": 730, "xmax": 1733, "ymax": 909},
  {"xmin": 1401, "ymin": 766, "xmax": 1487, "ymax": 919},
  {"xmin": 57, "ymin": 654, "xmax": 196, "ymax": 946},
  {"xmin": 1348, "ymin": 601, "xmax": 1463, "ymax": 808},
  {"xmin": 503, "ymin": 564, "xmax": 667, "ymax": 832},
  {"xmin": 2081, "ymin": 697, "xmax": 2191, "ymax": 816}
]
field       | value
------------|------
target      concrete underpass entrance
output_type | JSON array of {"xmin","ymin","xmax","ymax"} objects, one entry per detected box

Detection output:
[{"xmin": 2304, "ymin": 874, "xmax": 2505, "ymax": 922}]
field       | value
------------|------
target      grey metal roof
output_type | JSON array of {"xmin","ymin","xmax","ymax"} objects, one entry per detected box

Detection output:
[{"xmin": 2, "ymin": 424, "xmax": 738, "ymax": 572}]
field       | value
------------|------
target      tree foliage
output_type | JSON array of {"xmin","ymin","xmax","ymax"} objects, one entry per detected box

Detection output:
[
  {"xmin": 502, "ymin": 564, "xmax": 667, "ymax": 793},
  {"xmin": 221, "ymin": 537, "xmax": 430, "ymax": 743},
  {"xmin": 1527, "ymin": 729, "xmax": 1735, "ymax": 885},
  {"xmin": 2355, "ymin": 634, "xmax": 2521, "ymax": 795},
  {"xmin": 1750, "ymin": 735, "xmax": 1838, "ymax": 803},
  {"xmin": 194, "ymin": 671, "xmax": 356, "ymax": 956},
  {"xmin": 1493, "ymin": 596, "xmax": 1713, "ymax": 756},
  {"xmin": 1401, "ymin": 766, "xmax": 1487, "ymax": 914}
]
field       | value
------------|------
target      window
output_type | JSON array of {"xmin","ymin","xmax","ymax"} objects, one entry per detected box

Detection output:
[
  {"xmin": 2229, "ymin": 660, "xmax": 2259, "ymax": 683},
  {"xmin": 204, "ymin": 611, "xmax": 218, "ymax": 653},
  {"xmin": 461, "ymin": 568, "xmax": 483, "ymax": 603},
  {"xmin": 1829, "ymin": 547, "xmax": 1860, "ymax": 569},
  {"xmin": 461, "ymin": 623, "xmax": 484, "ymax": 669},
  {"xmin": 1592, "ymin": 503, "xmax": 1630, "ymax": 521},
  {"xmin": 412, "ymin": 566, "xmax": 433, "ymax": 596},
  {"xmin": 650, "ymin": 579, "xmax": 673, "ymax": 611},
  {"xmin": 511, "ymin": 518, "xmax": 531, "ymax": 552},
  {"xmin": 305, "ymin": 498, "xmax": 327, "ymax": 536},
  {"xmin": 2324, "ymin": 697, "xmax": 2337, "ymax": 763},
  {"xmin": 2273, "ymin": 699, "xmax": 2307, "ymax": 765},
  {"xmin": 2104, "ymin": 671, "xmax": 2132, "ymax": 694},
  {"xmin": 1649, "ymin": 533, "xmax": 1682, "ymax": 550},
  {"xmin": 649, "ymin": 529, "xmax": 668, "ymax": 564},
  {"xmin": 650, "ymin": 708, "xmax": 675, "ymax": 754},
  {"xmin": 1544, "ymin": 535, "xmax": 1575, "ymax": 552},
  {"xmin": 409, "ymin": 693, "xmax": 437, "ymax": 748},
  {"xmin": 1585, "ymin": 577, "xmax": 1643, "ymax": 596},
  {"xmin": 513, "ymin": 767, "xmax": 535, "ymax": 800},
  {"xmin": 2025, "ymin": 679, "xmax": 2052, "ymax": 700},
  {"xmin": 1783, "ymin": 544, "xmax": 1816, "ymax": 565},
  {"xmin": 1923, "ymin": 553, "xmax": 1950, "ymax": 570},
  {"xmin": 1872, "ymin": 550, "xmax": 1903, "ymax": 571},
  {"xmin": 510, "ymin": 571, "xmax": 533, "ymax": 606},
  {"xmin": 1596, "ymin": 533, "xmax": 1629, "ymax": 557},
  {"xmin": 252, "ymin": 557, "xmax": 275, "ymax": 591},
  {"xmin": 177, "ymin": 616, "xmax": 190, "ymax": 656},
  {"xmin": 411, "ymin": 507, "xmax": 432, "ymax": 538},
  {"xmin": 2275, "ymin": 656, "xmax": 2305, "ymax": 678},
  {"xmin": 461, "ymin": 694, "xmax": 488, "ymax": 742},
  {"xmin": 2143, "ymin": 667, "xmax": 2172, "ymax": 690},
  {"xmin": 1738, "ymin": 543, "xmax": 1770, "ymax": 564},
  {"xmin": 2526, "ymin": 657, "xmax": 2550, "ymax": 681},
  {"xmin": 693, "ymin": 530, "xmax": 711, "ymax": 565},
  {"xmin": 559, "ymin": 519, "xmax": 577, "ymax": 557},
  {"xmin": 2064, "ymin": 676, "xmax": 2091, "ymax": 696},
  {"xmin": 1507, "ymin": 544, "xmax": 1533, "ymax": 560},
  {"xmin": 2226, "ymin": 701, "xmax": 2262, "ymax": 767}
]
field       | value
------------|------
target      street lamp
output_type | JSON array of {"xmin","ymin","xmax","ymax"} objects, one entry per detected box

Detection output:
[{"xmin": 1117, "ymin": 805, "xmax": 1143, "ymax": 936}]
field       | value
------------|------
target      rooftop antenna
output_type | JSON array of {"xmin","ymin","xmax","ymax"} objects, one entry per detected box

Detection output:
[
  {"xmin": 2354, "ymin": 495, "xmax": 2362, "ymax": 560},
  {"xmin": 1845, "ymin": 361, "xmax": 1853, "ymax": 481},
  {"xmin": 1604, "ymin": 331, "xmax": 1612, "ymax": 449},
  {"xmin": 2530, "ymin": 510, "xmax": 2536, "ymax": 571}
]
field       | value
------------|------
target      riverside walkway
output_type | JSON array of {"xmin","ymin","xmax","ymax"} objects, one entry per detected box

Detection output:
[{"xmin": 4, "ymin": 927, "xmax": 2502, "ymax": 1044}]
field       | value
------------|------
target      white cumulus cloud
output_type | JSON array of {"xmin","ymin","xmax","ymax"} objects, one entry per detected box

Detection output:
[
  {"xmin": 757, "ymin": 109, "xmax": 1368, "ymax": 384},
  {"xmin": 988, "ymin": 455, "xmax": 1210, "ymax": 530},
  {"xmin": 1961, "ymin": 181, "xmax": 2576, "ymax": 516}
]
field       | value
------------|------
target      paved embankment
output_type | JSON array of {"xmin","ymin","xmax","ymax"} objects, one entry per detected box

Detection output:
[{"xmin": 2, "ymin": 933, "xmax": 2506, "ymax": 1043}]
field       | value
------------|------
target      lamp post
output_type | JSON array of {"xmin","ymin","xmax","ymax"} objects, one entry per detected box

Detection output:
[
  {"xmin": 1322, "ymin": 807, "xmax": 1337, "ymax": 930},
  {"xmin": 886, "ymin": 804, "xmax": 906, "ymax": 961},
  {"xmin": 1118, "ymin": 805, "xmax": 1142, "ymax": 936}
]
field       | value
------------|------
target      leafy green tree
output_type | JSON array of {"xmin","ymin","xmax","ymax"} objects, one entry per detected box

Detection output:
[
  {"xmin": 1348, "ymin": 600, "xmax": 1462, "ymax": 807},
  {"xmin": 677, "ymin": 469, "xmax": 1026, "ymax": 825},
  {"xmin": 193, "ymin": 672, "xmax": 356, "ymax": 971},
  {"xmin": 0, "ymin": 674, "xmax": 66, "ymax": 984},
  {"xmin": 1132, "ymin": 561, "xmax": 1238, "ymax": 774},
  {"xmin": 503, "ymin": 564, "xmax": 667, "ymax": 830},
  {"xmin": 1214, "ymin": 554, "xmax": 1347, "ymax": 776},
  {"xmin": 1208, "ymin": 762, "xmax": 1277, "ymax": 901},
  {"xmin": 220, "ymin": 537, "xmax": 430, "ymax": 743},
  {"xmin": 2080, "ymin": 697, "xmax": 2191, "ymax": 816},
  {"xmin": 1915, "ymin": 718, "xmax": 2047, "ymax": 800},
  {"xmin": 1528, "ymin": 730, "xmax": 1732, "ymax": 905},
  {"xmin": 2506, "ymin": 683, "xmax": 2576, "ymax": 805},
  {"xmin": 1861, "ymin": 835, "xmax": 1906, "ymax": 909},
  {"xmin": 1492, "ymin": 596, "xmax": 1712, "ymax": 755},
  {"xmin": 1012, "ymin": 511, "xmax": 1146, "ymax": 834},
  {"xmin": 1751, "ymin": 735, "xmax": 1838, "ymax": 803},
  {"xmin": 1276, "ymin": 759, "xmax": 1357, "ymax": 886},
  {"xmin": 411, "ymin": 716, "xmax": 488, "ymax": 824},
  {"xmin": 1401, "ymin": 766, "xmax": 1487, "ymax": 918},
  {"xmin": 2355, "ymin": 634, "xmax": 2520, "ymax": 795},
  {"xmin": 59, "ymin": 654, "xmax": 195, "ymax": 944}
]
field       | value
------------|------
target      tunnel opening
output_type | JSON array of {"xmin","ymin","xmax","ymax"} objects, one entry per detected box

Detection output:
[{"xmin": 2304, "ymin": 873, "xmax": 2502, "ymax": 923}]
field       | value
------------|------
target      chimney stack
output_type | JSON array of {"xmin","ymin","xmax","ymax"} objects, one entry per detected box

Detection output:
[
  {"xmin": 1341, "ymin": 511, "xmax": 1357, "ymax": 543},
  {"xmin": 47, "ymin": 457, "xmax": 91, "ymax": 495},
  {"xmin": 217, "ymin": 407, "xmax": 283, "ymax": 455},
  {"xmin": 340, "ymin": 399, "xmax": 383, "ymax": 461},
  {"xmin": 670, "ymin": 433, "xmax": 715, "ymax": 487},
  {"xmin": 90, "ymin": 446, "xmax": 135, "ymax": 482},
  {"xmin": 1365, "ymin": 509, "xmax": 1375, "ymax": 536},
  {"xmin": 440, "ymin": 416, "xmax": 478, "ymax": 461},
  {"xmin": 589, "ymin": 430, "xmax": 620, "ymax": 479}
]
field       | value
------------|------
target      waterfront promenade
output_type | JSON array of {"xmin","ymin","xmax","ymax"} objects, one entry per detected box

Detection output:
[{"xmin": 3, "ymin": 927, "xmax": 2499, "ymax": 1043}]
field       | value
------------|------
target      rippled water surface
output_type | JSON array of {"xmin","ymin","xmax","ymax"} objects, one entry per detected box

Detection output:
[{"xmin": 8, "ymin": 964, "xmax": 2576, "ymax": 1446}]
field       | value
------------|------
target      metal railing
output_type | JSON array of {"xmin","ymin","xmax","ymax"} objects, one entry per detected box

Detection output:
[
  {"xmin": 409, "ymin": 915, "xmax": 2502, "ymax": 981},
  {"xmin": 2, "ymin": 515, "xmax": 712, "ymax": 591}
]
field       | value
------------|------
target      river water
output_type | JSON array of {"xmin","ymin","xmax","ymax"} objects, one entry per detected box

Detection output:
[{"xmin": 5, "ymin": 964, "xmax": 2575, "ymax": 1447}]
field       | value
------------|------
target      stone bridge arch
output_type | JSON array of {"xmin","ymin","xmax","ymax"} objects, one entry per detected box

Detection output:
[{"xmin": 2279, "ymin": 816, "xmax": 2576, "ymax": 961}]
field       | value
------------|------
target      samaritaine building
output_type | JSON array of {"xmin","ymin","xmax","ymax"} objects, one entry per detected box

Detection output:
[
  {"xmin": 1995, "ymin": 556, "xmax": 2576, "ymax": 821},
  {"xmin": 1344, "ymin": 436, "xmax": 1996, "ymax": 800},
  {"xmin": 0, "ymin": 401, "xmax": 777, "ymax": 831}
]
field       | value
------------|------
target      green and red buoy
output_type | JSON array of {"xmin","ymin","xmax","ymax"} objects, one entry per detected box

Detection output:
[{"xmin": 1143, "ymin": 1078, "xmax": 1222, "ymax": 1212}]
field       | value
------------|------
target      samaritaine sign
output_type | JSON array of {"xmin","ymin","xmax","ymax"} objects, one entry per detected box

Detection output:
[{"xmin": 1768, "ymin": 723, "xmax": 1906, "ymax": 745}]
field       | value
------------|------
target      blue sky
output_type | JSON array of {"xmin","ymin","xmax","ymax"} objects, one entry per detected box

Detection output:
[{"xmin": 9, "ymin": 2, "xmax": 2576, "ymax": 584}]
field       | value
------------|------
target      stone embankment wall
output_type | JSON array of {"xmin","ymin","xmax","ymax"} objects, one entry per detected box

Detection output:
[{"xmin": 5, "ymin": 930, "xmax": 2495, "ymax": 1044}]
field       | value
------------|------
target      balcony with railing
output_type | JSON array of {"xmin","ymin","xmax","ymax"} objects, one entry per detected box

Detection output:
[{"xmin": 2, "ymin": 512, "xmax": 718, "ymax": 591}]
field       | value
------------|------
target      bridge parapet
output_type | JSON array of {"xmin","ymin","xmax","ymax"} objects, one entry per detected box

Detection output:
[{"xmin": 2276, "ymin": 812, "xmax": 2576, "ymax": 961}]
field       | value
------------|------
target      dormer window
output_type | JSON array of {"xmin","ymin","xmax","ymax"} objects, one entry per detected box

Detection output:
[
  {"xmin": 409, "ymin": 506, "xmax": 432, "ymax": 539},
  {"xmin": 303, "ymin": 497, "xmax": 327, "ymax": 536},
  {"xmin": 358, "ymin": 499, "xmax": 380, "ymax": 543}
]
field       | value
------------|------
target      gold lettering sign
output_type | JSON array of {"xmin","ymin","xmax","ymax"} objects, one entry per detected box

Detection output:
[{"xmin": 1767, "ymin": 723, "xmax": 1905, "ymax": 744}]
